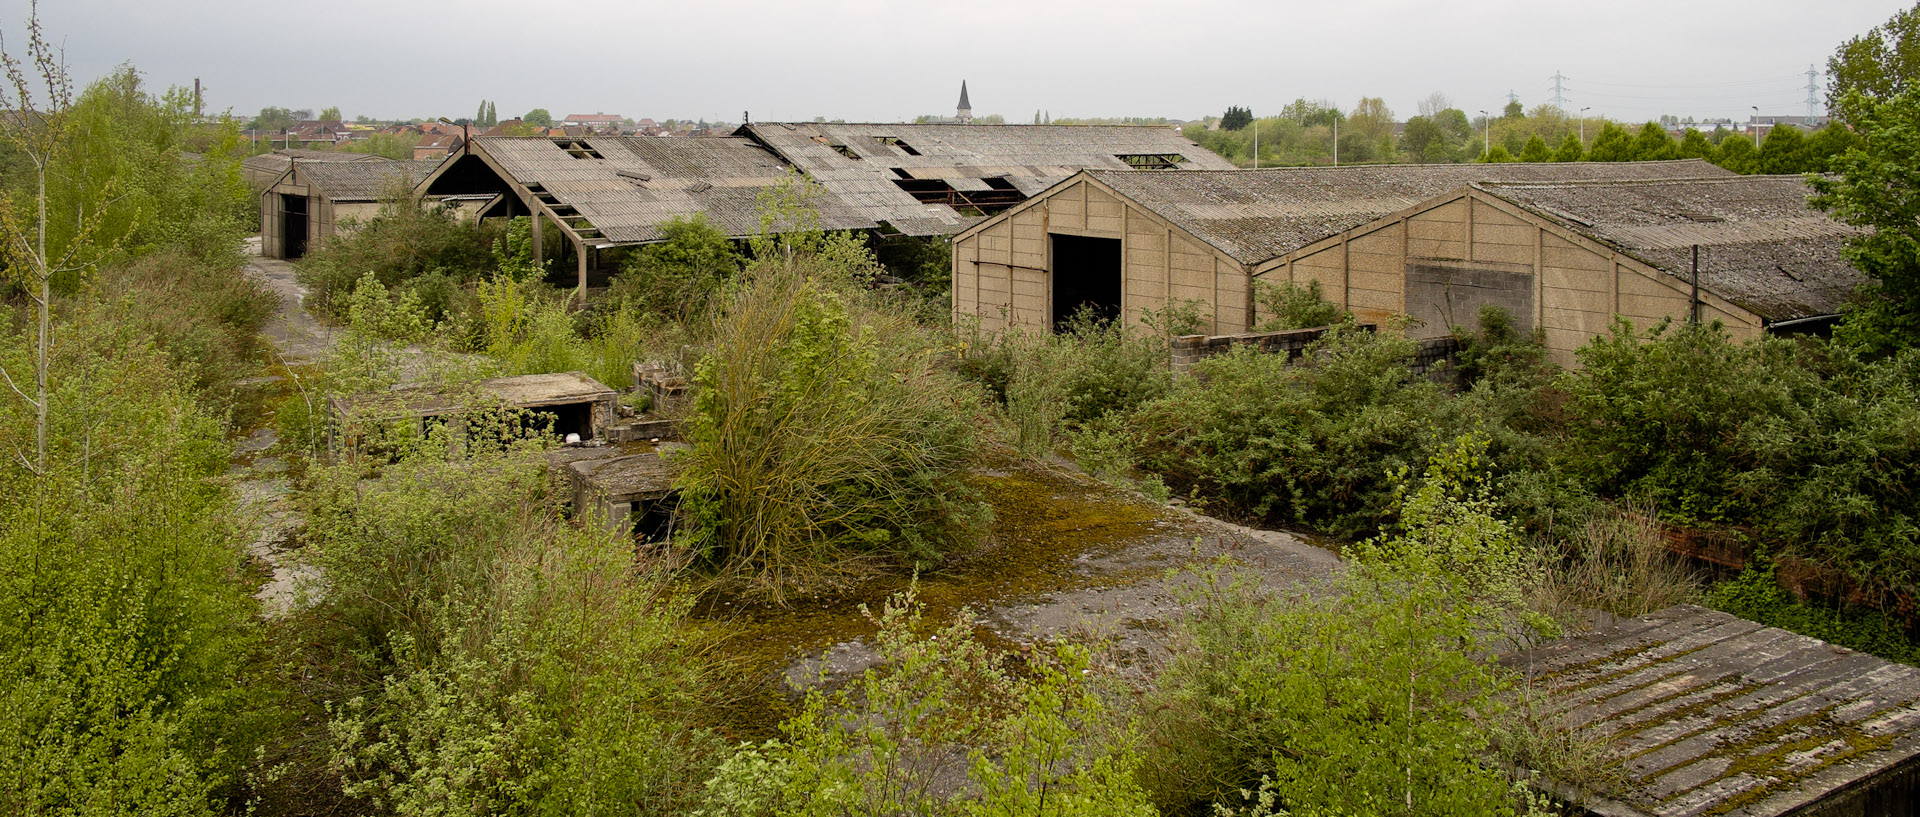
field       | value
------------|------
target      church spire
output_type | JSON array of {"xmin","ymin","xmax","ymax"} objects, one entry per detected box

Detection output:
[{"xmin": 956, "ymin": 80, "xmax": 973, "ymax": 124}]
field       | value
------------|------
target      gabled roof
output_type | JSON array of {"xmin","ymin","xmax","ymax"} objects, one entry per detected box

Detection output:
[
  {"xmin": 1504, "ymin": 605, "xmax": 1920, "ymax": 817},
  {"xmin": 421, "ymin": 135, "xmax": 876, "ymax": 246},
  {"xmin": 1476, "ymin": 175, "xmax": 1864, "ymax": 322},
  {"xmin": 291, "ymin": 159, "xmax": 444, "ymax": 201},
  {"xmin": 1078, "ymin": 160, "xmax": 1736, "ymax": 265},
  {"xmin": 735, "ymin": 122, "xmax": 1235, "ymax": 236}
]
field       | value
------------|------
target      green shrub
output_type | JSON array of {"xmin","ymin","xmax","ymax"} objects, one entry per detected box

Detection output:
[
  {"xmin": 293, "ymin": 196, "xmax": 496, "ymax": 321},
  {"xmin": 95, "ymin": 250, "xmax": 279, "ymax": 401},
  {"xmin": 695, "ymin": 590, "xmax": 1153, "ymax": 816},
  {"xmin": 675, "ymin": 260, "xmax": 989, "ymax": 600},
  {"xmin": 302, "ymin": 429, "xmax": 723, "ymax": 815},
  {"xmin": 1141, "ymin": 439, "xmax": 1545, "ymax": 817},
  {"xmin": 610, "ymin": 214, "xmax": 743, "ymax": 322},
  {"xmin": 977, "ymin": 310, "xmax": 1172, "ymax": 457},
  {"xmin": 1126, "ymin": 322, "xmax": 1444, "ymax": 535},
  {"xmin": 1709, "ymin": 563, "xmax": 1920, "ymax": 665},
  {"xmin": 1253, "ymin": 279, "xmax": 1346, "ymax": 331}
]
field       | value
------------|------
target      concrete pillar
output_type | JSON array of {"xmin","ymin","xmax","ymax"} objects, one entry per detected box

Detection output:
[{"xmin": 531, "ymin": 205, "xmax": 544, "ymax": 267}]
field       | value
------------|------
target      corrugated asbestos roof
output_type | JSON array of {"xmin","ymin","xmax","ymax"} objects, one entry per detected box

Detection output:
[
  {"xmin": 737, "ymin": 123, "xmax": 1235, "ymax": 236},
  {"xmin": 1476, "ymin": 175, "xmax": 1863, "ymax": 322},
  {"xmin": 297, "ymin": 159, "xmax": 445, "ymax": 201},
  {"xmin": 242, "ymin": 149, "xmax": 386, "ymax": 176},
  {"xmin": 1503, "ymin": 605, "xmax": 1920, "ymax": 817},
  {"xmin": 1083, "ymin": 160, "xmax": 1736, "ymax": 265},
  {"xmin": 471, "ymin": 135, "xmax": 877, "ymax": 245}
]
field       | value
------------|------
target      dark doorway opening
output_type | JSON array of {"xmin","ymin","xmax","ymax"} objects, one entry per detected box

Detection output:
[
  {"xmin": 631, "ymin": 496, "xmax": 678, "ymax": 543},
  {"xmin": 281, "ymin": 194, "xmax": 309, "ymax": 260},
  {"xmin": 526, "ymin": 401, "xmax": 594, "ymax": 440},
  {"xmin": 1050, "ymin": 234, "xmax": 1122, "ymax": 330}
]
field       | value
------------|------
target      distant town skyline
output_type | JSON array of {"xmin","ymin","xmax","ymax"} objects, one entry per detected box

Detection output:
[{"xmin": 8, "ymin": 0, "xmax": 1909, "ymax": 125}]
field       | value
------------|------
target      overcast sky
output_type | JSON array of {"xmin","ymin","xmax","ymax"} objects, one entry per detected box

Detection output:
[{"xmin": 7, "ymin": 0, "xmax": 1911, "ymax": 125}]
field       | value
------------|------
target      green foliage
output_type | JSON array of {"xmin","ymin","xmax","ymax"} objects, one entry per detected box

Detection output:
[
  {"xmin": 293, "ymin": 195, "xmax": 496, "ymax": 321},
  {"xmin": 676, "ymin": 257, "xmax": 988, "ymax": 600},
  {"xmin": 696, "ymin": 590, "xmax": 1153, "ymax": 816},
  {"xmin": 1758, "ymin": 123, "xmax": 1809, "ymax": 173},
  {"xmin": 1713, "ymin": 132, "xmax": 1759, "ymax": 173},
  {"xmin": 303, "ymin": 433, "xmax": 723, "ymax": 815},
  {"xmin": 1253, "ymin": 279, "xmax": 1346, "ymax": 331},
  {"xmin": 1629, "ymin": 122, "xmax": 1676, "ymax": 160},
  {"xmin": 1125, "ymin": 323, "xmax": 1441, "ymax": 535},
  {"xmin": 1481, "ymin": 145, "xmax": 1516, "ymax": 163},
  {"xmin": 1451, "ymin": 305, "xmax": 1550, "ymax": 392},
  {"xmin": 523, "ymin": 108, "xmax": 553, "ymax": 127},
  {"xmin": 1584, "ymin": 122, "xmax": 1634, "ymax": 162},
  {"xmin": 610, "ymin": 214, "xmax": 743, "ymax": 321},
  {"xmin": 96, "ymin": 250, "xmax": 279, "ymax": 401},
  {"xmin": 1518, "ymin": 135, "xmax": 1551, "ymax": 162},
  {"xmin": 1826, "ymin": 2, "xmax": 1920, "ymax": 123},
  {"xmin": 0, "ymin": 303, "xmax": 259, "ymax": 817},
  {"xmin": 976, "ymin": 312, "xmax": 1172, "ymax": 457},
  {"xmin": 1676, "ymin": 128, "xmax": 1715, "ymax": 160},
  {"xmin": 1552, "ymin": 132, "xmax": 1584, "ymax": 162},
  {"xmin": 1221, "ymin": 105, "xmax": 1253, "ymax": 131},
  {"xmin": 1141, "ymin": 440, "xmax": 1545, "ymax": 817},
  {"xmin": 1709, "ymin": 563, "xmax": 1920, "ymax": 665},
  {"xmin": 1809, "ymin": 89, "xmax": 1920, "ymax": 356}
]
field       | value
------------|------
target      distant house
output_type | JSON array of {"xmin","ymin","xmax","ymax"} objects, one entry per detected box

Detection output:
[
  {"xmin": 950, "ymin": 160, "xmax": 1755, "ymax": 346},
  {"xmin": 413, "ymin": 132, "xmax": 465, "ymax": 161},
  {"xmin": 559, "ymin": 113, "xmax": 624, "ymax": 129},
  {"xmin": 262, "ymin": 158, "xmax": 449, "ymax": 259},
  {"xmin": 733, "ymin": 122, "xmax": 1234, "ymax": 236}
]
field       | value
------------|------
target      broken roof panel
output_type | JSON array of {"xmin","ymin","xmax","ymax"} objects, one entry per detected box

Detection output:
[
  {"xmin": 1476, "ymin": 175, "xmax": 1864, "ymax": 322},
  {"xmin": 737, "ymin": 123, "xmax": 1235, "ymax": 235},
  {"xmin": 1504, "ymin": 605, "xmax": 1920, "ymax": 817},
  {"xmin": 1082, "ymin": 160, "xmax": 1737, "ymax": 265},
  {"xmin": 462, "ymin": 135, "xmax": 877, "ymax": 245}
]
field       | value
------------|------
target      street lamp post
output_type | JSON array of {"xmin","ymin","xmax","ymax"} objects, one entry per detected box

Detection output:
[
  {"xmin": 1479, "ymin": 110, "xmax": 1490, "ymax": 160},
  {"xmin": 1750, "ymin": 106, "xmax": 1760, "ymax": 143},
  {"xmin": 1580, "ymin": 107, "xmax": 1592, "ymax": 145}
]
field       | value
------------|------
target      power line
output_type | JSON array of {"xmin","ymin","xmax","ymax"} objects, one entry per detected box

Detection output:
[
  {"xmin": 1805, "ymin": 64, "xmax": 1822, "ymax": 121},
  {"xmin": 1550, "ymin": 71, "xmax": 1567, "ymax": 109}
]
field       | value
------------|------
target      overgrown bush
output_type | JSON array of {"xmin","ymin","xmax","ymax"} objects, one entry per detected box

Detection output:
[
  {"xmin": 0, "ymin": 309, "xmax": 260, "ymax": 817},
  {"xmin": 696, "ymin": 590, "xmax": 1152, "ymax": 816},
  {"xmin": 95, "ymin": 250, "xmax": 279, "ymax": 400},
  {"xmin": 293, "ymin": 195, "xmax": 497, "ymax": 321},
  {"xmin": 1125, "ymin": 322, "xmax": 1445, "ymax": 535},
  {"xmin": 675, "ymin": 253, "xmax": 989, "ymax": 600},
  {"xmin": 609, "ymin": 214, "xmax": 743, "ymax": 322},
  {"xmin": 1252, "ymin": 279, "xmax": 1346, "ymax": 331},
  {"xmin": 1141, "ymin": 439, "xmax": 1551, "ymax": 817},
  {"xmin": 295, "ymin": 426, "xmax": 723, "ymax": 815},
  {"xmin": 970, "ymin": 310, "xmax": 1172, "ymax": 457}
]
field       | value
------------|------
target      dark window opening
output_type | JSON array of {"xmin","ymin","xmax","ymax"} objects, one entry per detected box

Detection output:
[
  {"xmin": 1050, "ymin": 234, "xmax": 1122, "ymax": 330},
  {"xmin": 891, "ymin": 167, "xmax": 914, "ymax": 179},
  {"xmin": 525, "ymin": 401, "xmax": 595, "ymax": 440},
  {"xmin": 873, "ymin": 136, "xmax": 920, "ymax": 155},
  {"xmin": 890, "ymin": 178, "xmax": 1027, "ymax": 213},
  {"xmin": 1116, "ymin": 153, "xmax": 1185, "ymax": 169},
  {"xmin": 829, "ymin": 144, "xmax": 860, "ymax": 159},
  {"xmin": 281, "ymin": 193, "xmax": 309, "ymax": 260},
  {"xmin": 630, "ymin": 496, "xmax": 678, "ymax": 543},
  {"xmin": 553, "ymin": 139, "xmax": 604, "ymax": 159}
]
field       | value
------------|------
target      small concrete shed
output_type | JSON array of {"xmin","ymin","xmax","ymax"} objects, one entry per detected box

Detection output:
[
  {"xmin": 328, "ymin": 372, "xmax": 619, "ymax": 449},
  {"xmin": 1504, "ymin": 605, "xmax": 1920, "ymax": 816},
  {"xmin": 566, "ymin": 443, "xmax": 684, "ymax": 540}
]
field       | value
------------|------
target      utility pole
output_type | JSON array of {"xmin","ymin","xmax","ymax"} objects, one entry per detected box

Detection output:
[
  {"xmin": 193, "ymin": 78, "xmax": 203, "ymax": 119},
  {"xmin": 1580, "ymin": 107, "xmax": 1592, "ymax": 145},
  {"xmin": 1507, "ymin": 89, "xmax": 1519, "ymax": 106},
  {"xmin": 1550, "ymin": 71, "xmax": 1567, "ymax": 110},
  {"xmin": 1333, "ymin": 118, "xmax": 1338, "ymax": 167},
  {"xmin": 1479, "ymin": 110, "xmax": 1489, "ymax": 159},
  {"xmin": 1253, "ymin": 117, "xmax": 1258, "ymax": 169}
]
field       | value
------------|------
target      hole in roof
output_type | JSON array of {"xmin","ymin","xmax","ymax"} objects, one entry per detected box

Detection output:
[
  {"xmin": 873, "ymin": 136, "xmax": 920, "ymax": 155},
  {"xmin": 1116, "ymin": 153, "xmax": 1184, "ymax": 170},
  {"xmin": 553, "ymin": 138, "xmax": 603, "ymax": 159},
  {"xmin": 891, "ymin": 168, "xmax": 913, "ymax": 179}
]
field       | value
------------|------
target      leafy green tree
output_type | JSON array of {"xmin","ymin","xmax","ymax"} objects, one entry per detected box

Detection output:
[
  {"xmin": 1585, "ymin": 122, "xmax": 1635, "ymax": 161},
  {"xmin": 1805, "ymin": 123, "xmax": 1865, "ymax": 172},
  {"xmin": 523, "ymin": 107, "xmax": 552, "ymax": 127},
  {"xmin": 1759, "ymin": 124, "xmax": 1810, "ymax": 173},
  {"xmin": 1503, "ymin": 99, "xmax": 1524, "ymax": 119},
  {"xmin": 1629, "ymin": 122, "xmax": 1676, "ymax": 160},
  {"xmin": 1714, "ymin": 132, "xmax": 1759, "ymax": 173},
  {"xmin": 318, "ymin": 105, "xmax": 342, "ymax": 121},
  {"xmin": 612, "ymin": 214, "xmax": 741, "ymax": 320},
  {"xmin": 1676, "ymin": 127, "xmax": 1715, "ymax": 159},
  {"xmin": 1827, "ymin": 2, "xmax": 1920, "ymax": 123},
  {"xmin": 1221, "ymin": 105, "xmax": 1253, "ymax": 131},
  {"xmin": 1480, "ymin": 144, "xmax": 1517, "ymax": 163},
  {"xmin": 251, "ymin": 105, "xmax": 297, "ymax": 131},
  {"xmin": 1810, "ymin": 89, "xmax": 1920, "ymax": 354},
  {"xmin": 1552, "ymin": 132, "xmax": 1585, "ymax": 161},
  {"xmin": 1435, "ymin": 108, "xmax": 1473, "ymax": 143},
  {"xmin": 1401, "ymin": 116, "xmax": 1449, "ymax": 162},
  {"xmin": 1518, "ymin": 134, "xmax": 1552, "ymax": 162}
]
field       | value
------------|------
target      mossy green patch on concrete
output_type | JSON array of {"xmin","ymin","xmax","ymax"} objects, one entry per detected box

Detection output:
[{"xmin": 695, "ymin": 461, "xmax": 1187, "ymax": 740}]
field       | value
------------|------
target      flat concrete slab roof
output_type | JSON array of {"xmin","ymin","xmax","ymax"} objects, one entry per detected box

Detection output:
[
  {"xmin": 1504, "ymin": 605, "xmax": 1920, "ymax": 816},
  {"xmin": 568, "ymin": 444, "xmax": 683, "ymax": 501},
  {"xmin": 333, "ymin": 372, "xmax": 616, "ymax": 419}
]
